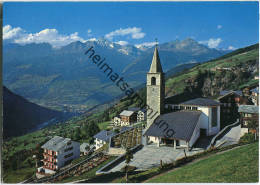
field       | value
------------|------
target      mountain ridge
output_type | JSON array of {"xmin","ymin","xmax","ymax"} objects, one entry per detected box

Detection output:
[
  {"xmin": 3, "ymin": 86, "xmax": 65, "ymax": 138},
  {"xmin": 3, "ymin": 38, "xmax": 229, "ymax": 112}
]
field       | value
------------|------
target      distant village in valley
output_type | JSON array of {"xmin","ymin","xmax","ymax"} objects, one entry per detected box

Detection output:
[{"xmin": 29, "ymin": 46, "xmax": 259, "ymax": 183}]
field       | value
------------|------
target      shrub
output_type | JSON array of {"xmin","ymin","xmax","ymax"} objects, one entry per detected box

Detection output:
[{"xmin": 239, "ymin": 133, "xmax": 256, "ymax": 144}]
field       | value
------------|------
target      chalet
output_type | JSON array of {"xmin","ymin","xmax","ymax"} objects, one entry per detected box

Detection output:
[
  {"xmin": 137, "ymin": 109, "xmax": 147, "ymax": 122},
  {"xmin": 250, "ymin": 87, "xmax": 259, "ymax": 106},
  {"xmin": 143, "ymin": 46, "xmax": 221, "ymax": 149},
  {"xmin": 119, "ymin": 110, "xmax": 137, "ymax": 126},
  {"xmin": 94, "ymin": 130, "xmax": 116, "ymax": 150},
  {"xmin": 242, "ymin": 84, "xmax": 258, "ymax": 97},
  {"xmin": 113, "ymin": 116, "xmax": 121, "ymax": 126},
  {"xmin": 217, "ymin": 90, "xmax": 249, "ymax": 128},
  {"xmin": 38, "ymin": 136, "xmax": 80, "ymax": 174},
  {"xmin": 238, "ymin": 105, "xmax": 259, "ymax": 129}
]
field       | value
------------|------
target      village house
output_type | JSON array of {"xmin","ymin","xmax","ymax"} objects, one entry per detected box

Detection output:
[
  {"xmin": 250, "ymin": 87, "xmax": 259, "ymax": 105},
  {"xmin": 137, "ymin": 109, "xmax": 147, "ymax": 122},
  {"xmin": 217, "ymin": 90, "xmax": 249, "ymax": 128},
  {"xmin": 38, "ymin": 136, "xmax": 80, "ymax": 175},
  {"xmin": 238, "ymin": 105, "xmax": 259, "ymax": 130},
  {"xmin": 242, "ymin": 84, "xmax": 258, "ymax": 97},
  {"xmin": 119, "ymin": 110, "xmax": 137, "ymax": 126},
  {"xmin": 143, "ymin": 46, "xmax": 221, "ymax": 149},
  {"xmin": 113, "ymin": 116, "xmax": 121, "ymax": 126},
  {"xmin": 113, "ymin": 108, "xmax": 146, "ymax": 127},
  {"xmin": 94, "ymin": 130, "xmax": 116, "ymax": 150}
]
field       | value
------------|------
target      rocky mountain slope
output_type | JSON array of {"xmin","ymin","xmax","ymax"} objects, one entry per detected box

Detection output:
[
  {"xmin": 3, "ymin": 38, "xmax": 228, "ymax": 112},
  {"xmin": 3, "ymin": 86, "xmax": 64, "ymax": 138}
]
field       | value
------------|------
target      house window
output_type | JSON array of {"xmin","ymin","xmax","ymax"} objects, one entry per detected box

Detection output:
[
  {"xmin": 192, "ymin": 107, "xmax": 198, "ymax": 110},
  {"xmin": 211, "ymin": 107, "xmax": 218, "ymax": 127},
  {"xmin": 64, "ymin": 153, "xmax": 73, "ymax": 159},
  {"xmin": 64, "ymin": 147, "xmax": 73, "ymax": 152},
  {"xmin": 245, "ymin": 113, "xmax": 252, "ymax": 118},
  {"xmin": 151, "ymin": 77, "xmax": 156, "ymax": 85}
]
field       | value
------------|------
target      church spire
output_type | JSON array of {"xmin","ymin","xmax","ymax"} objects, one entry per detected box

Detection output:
[{"xmin": 149, "ymin": 43, "xmax": 163, "ymax": 73}]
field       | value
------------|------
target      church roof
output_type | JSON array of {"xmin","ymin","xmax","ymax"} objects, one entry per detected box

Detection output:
[
  {"xmin": 180, "ymin": 98, "xmax": 220, "ymax": 107},
  {"xmin": 144, "ymin": 111, "xmax": 202, "ymax": 141},
  {"xmin": 149, "ymin": 47, "xmax": 163, "ymax": 73}
]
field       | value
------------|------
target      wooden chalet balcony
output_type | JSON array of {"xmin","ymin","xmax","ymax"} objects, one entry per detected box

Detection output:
[
  {"xmin": 43, "ymin": 158, "xmax": 57, "ymax": 163},
  {"xmin": 43, "ymin": 153, "xmax": 57, "ymax": 158}
]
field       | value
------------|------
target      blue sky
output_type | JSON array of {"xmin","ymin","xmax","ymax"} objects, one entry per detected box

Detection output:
[{"xmin": 3, "ymin": 2, "xmax": 259, "ymax": 49}]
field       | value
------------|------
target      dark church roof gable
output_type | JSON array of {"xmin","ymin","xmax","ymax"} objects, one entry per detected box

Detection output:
[{"xmin": 144, "ymin": 111, "xmax": 202, "ymax": 141}]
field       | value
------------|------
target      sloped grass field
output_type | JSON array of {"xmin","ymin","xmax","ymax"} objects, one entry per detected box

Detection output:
[{"xmin": 147, "ymin": 142, "xmax": 259, "ymax": 183}]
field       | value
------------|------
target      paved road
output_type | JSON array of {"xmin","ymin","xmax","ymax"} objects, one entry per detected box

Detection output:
[
  {"xmin": 215, "ymin": 124, "xmax": 241, "ymax": 148},
  {"xmin": 108, "ymin": 144, "xmax": 203, "ymax": 172}
]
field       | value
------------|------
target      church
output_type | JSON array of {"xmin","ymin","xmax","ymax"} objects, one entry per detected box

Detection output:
[{"xmin": 144, "ymin": 46, "xmax": 221, "ymax": 150}]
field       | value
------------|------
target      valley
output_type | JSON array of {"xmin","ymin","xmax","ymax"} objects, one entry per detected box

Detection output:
[
  {"xmin": 2, "ymin": 42, "xmax": 258, "ymax": 183},
  {"xmin": 3, "ymin": 38, "xmax": 228, "ymax": 112}
]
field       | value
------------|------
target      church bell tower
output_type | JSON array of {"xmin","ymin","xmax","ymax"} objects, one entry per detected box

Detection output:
[{"xmin": 146, "ymin": 45, "xmax": 165, "ymax": 126}]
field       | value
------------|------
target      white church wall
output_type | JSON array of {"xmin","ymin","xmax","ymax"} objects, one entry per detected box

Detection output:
[
  {"xmin": 179, "ymin": 140, "xmax": 188, "ymax": 147},
  {"xmin": 208, "ymin": 106, "xmax": 220, "ymax": 135},
  {"xmin": 197, "ymin": 107, "xmax": 210, "ymax": 135},
  {"xmin": 149, "ymin": 136, "xmax": 160, "ymax": 144}
]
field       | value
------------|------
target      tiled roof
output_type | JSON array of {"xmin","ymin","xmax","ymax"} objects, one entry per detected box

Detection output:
[
  {"xmin": 238, "ymin": 105, "xmax": 259, "ymax": 114},
  {"xmin": 120, "ymin": 110, "xmax": 135, "ymax": 117},
  {"xmin": 220, "ymin": 90, "xmax": 243, "ymax": 96},
  {"xmin": 144, "ymin": 111, "xmax": 202, "ymax": 141},
  {"xmin": 41, "ymin": 136, "xmax": 71, "ymax": 152},
  {"xmin": 93, "ymin": 130, "xmax": 116, "ymax": 142},
  {"xmin": 250, "ymin": 87, "xmax": 259, "ymax": 94},
  {"xmin": 180, "ymin": 98, "xmax": 220, "ymax": 107}
]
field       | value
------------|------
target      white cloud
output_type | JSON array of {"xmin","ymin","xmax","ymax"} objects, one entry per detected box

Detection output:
[
  {"xmin": 105, "ymin": 27, "xmax": 145, "ymax": 40},
  {"xmin": 115, "ymin": 40, "xmax": 129, "ymax": 46},
  {"xmin": 135, "ymin": 41, "xmax": 157, "ymax": 48},
  {"xmin": 217, "ymin": 25, "xmax": 222, "ymax": 29},
  {"xmin": 199, "ymin": 38, "xmax": 222, "ymax": 49},
  {"xmin": 227, "ymin": 46, "xmax": 236, "ymax": 50},
  {"xmin": 3, "ymin": 25, "xmax": 86, "ymax": 48},
  {"xmin": 3, "ymin": 25, "xmax": 25, "ymax": 40}
]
